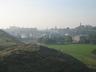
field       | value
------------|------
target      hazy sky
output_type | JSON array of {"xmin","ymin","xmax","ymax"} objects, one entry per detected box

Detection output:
[{"xmin": 0, "ymin": 0, "xmax": 96, "ymax": 29}]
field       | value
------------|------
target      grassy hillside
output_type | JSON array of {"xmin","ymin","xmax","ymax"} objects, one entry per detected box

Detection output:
[
  {"xmin": 92, "ymin": 49, "xmax": 96, "ymax": 55},
  {"xmin": 0, "ymin": 30, "xmax": 22, "ymax": 50},
  {"xmin": 47, "ymin": 44, "xmax": 96, "ymax": 69},
  {"xmin": 0, "ymin": 44, "xmax": 91, "ymax": 72}
]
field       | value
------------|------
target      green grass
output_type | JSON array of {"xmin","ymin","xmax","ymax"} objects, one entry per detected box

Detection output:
[{"xmin": 47, "ymin": 44, "xmax": 96, "ymax": 68}]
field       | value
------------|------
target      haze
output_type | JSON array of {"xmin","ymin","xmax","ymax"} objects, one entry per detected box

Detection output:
[{"xmin": 0, "ymin": 0, "xmax": 96, "ymax": 29}]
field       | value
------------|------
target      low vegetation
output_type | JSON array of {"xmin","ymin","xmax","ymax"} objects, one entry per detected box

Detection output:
[
  {"xmin": 48, "ymin": 44, "xmax": 96, "ymax": 69},
  {"xmin": 92, "ymin": 49, "xmax": 96, "ymax": 54},
  {"xmin": 0, "ymin": 44, "xmax": 91, "ymax": 72}
]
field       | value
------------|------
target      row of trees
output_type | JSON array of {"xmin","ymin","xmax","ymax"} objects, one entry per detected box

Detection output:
[
  {"xmin": 38, "ymin": 34, "xmax": 96, "ymax": 44},
  {"xmin": 80, "ymin": 34, "xmax": 96, "ymax": 44},
  {"xmin": 38, "ymin": 35, "xmax": 73, "ymax": 44}
]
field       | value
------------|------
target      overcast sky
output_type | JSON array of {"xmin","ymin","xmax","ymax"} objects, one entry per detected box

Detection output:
[{"xmin": 0, "ymin": 0, "xmax": 96, "ymax": 29}]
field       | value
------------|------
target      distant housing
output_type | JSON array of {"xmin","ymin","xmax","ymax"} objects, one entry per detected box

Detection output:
[{"xmin": 72, "ymin": 35, "xmax": 80, "ymax": 43}]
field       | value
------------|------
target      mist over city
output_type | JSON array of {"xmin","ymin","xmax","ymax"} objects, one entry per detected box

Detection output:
[
  {"xmin": 0, "ymin": 0, "xmax": 96, "ymax": 29},
  {"xmin": 0, "ymin": 0, "xmax": 96, "ymax": 72}
]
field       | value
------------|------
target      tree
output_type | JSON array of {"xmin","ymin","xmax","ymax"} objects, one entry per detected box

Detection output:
[
  {"xmin": 64, "ymin": 36, "xmax": 72, "ymax": 44},
  {"xmin": 80, "ymin": 36, "xmax": 90, "ymax": 44},
  {"xmin": 89, "ymin": 34, "xmax": 96, "ymax": 44}
]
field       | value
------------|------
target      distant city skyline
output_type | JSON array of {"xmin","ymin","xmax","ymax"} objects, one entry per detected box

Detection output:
[{"xmin": 0, "ymin": 0, "xmax": 96, "ymax": 29}]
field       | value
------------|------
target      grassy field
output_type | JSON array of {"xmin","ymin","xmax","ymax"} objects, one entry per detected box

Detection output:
[{"xmin": 47, "ymin": 44, "xmax": 96, "ymax": 68}]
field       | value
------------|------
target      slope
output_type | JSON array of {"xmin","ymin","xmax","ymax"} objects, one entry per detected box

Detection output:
[
  {"xmin": 0, "ymin": 29, "xmax": 22, "ymax": 50},
  {"xmin": 0, "ymin": 44, "xmax": 92, "ymax": 72}
]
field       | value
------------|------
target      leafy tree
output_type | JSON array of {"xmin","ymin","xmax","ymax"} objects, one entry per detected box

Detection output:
[
  {"xmin": 80, "ymin": 36, "xmax": 90, "ymax": 44},
  {"xmin": 89, "ymin": 34, "xmax": 96, "ymax": 44},
  {"xmin": 64, "ymin": 36, "xmax": 72, "ymax": 44}
]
